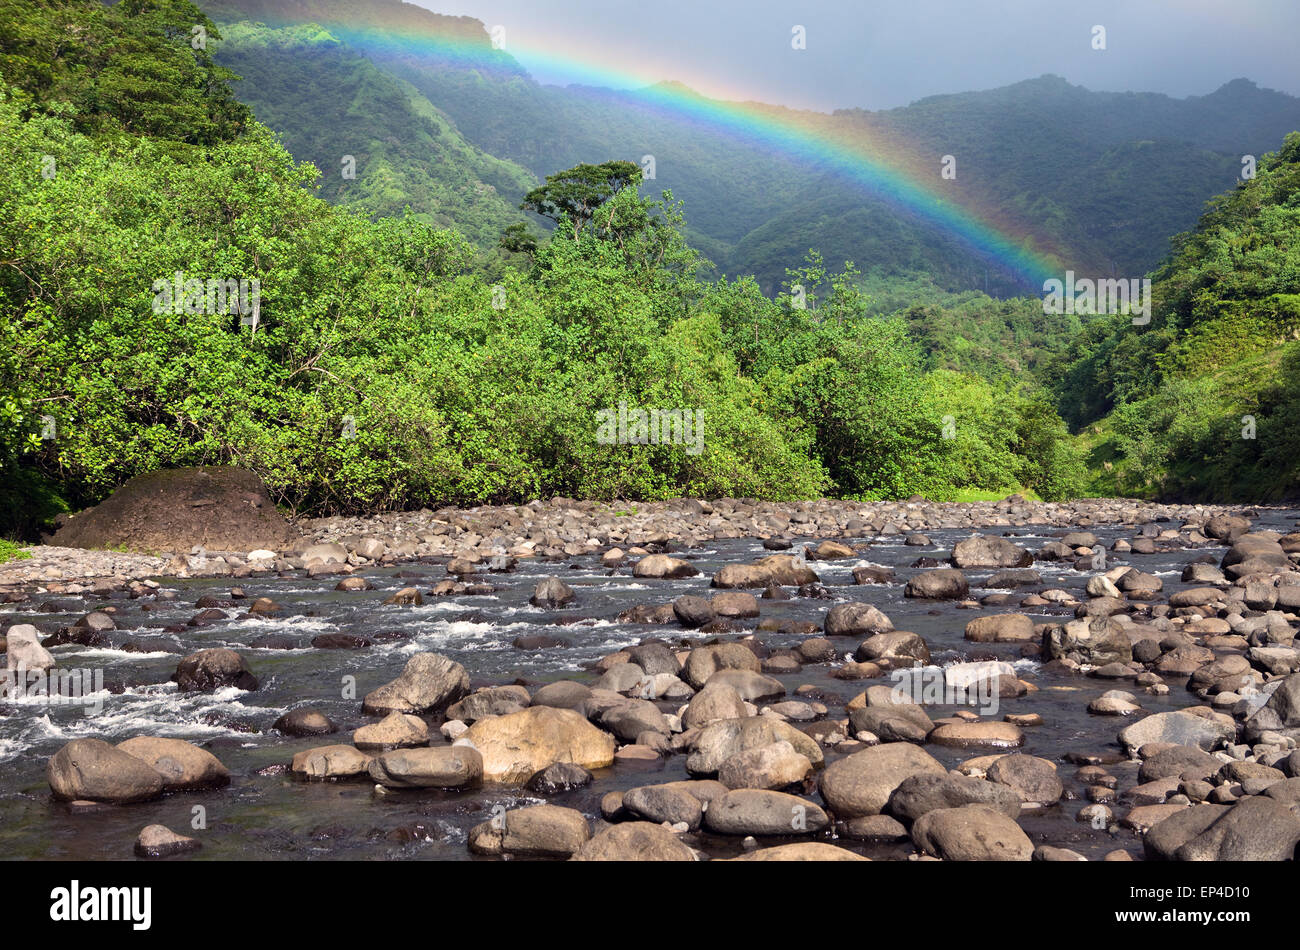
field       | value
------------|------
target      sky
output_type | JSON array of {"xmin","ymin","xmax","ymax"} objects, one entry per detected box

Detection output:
[{"xmin": 421, "ymin": 0, "xmax": 1300, "ymax": 111}]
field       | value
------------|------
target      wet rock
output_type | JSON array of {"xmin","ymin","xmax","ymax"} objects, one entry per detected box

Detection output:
[
  {"xmin": 711, "ymin": 591, "xmax": 760, "ymax": 618},
  {"xmin": 47, "ymin": 739, "xmax": 165, "ymax": 803},
  {"xmin": 904, "ymin": 569, "xmax": 969, "ymax": 600},
  {"xmin": 463, "ymin": 706, "xmax": 616, "ymax": 783},
  {"xmin": 703, "ymin": 668, "xmax": 784, "ymax": 702},
  {"xmin": 4, "ymin": 624, "xmax": 54, "ymax": 673},
  {"xmin": 887, "ymin": 772, "xmax": 1022, "ymax": 822},
  {"xmin": 951, "ymin": 535, "xmax": 1033, "ymax": 569},
  {"xmin": 290, "ymin": 745, "xmax": 373, "ymax": 781},
  {"xmin": 173, "ymin": 648, "xmax": 258, "ymax": 692},
  {"xmin": 964, "ymin": 613, "xmax": 1035, "ymax": 643},
  {"xmin": 911, "ymin": 804, "xmax": 1033, "ymax": 860},
  {"xmin": 468, "ymin": 804, "xmax": 590, "ymax": 858},
  {"xmin": 854, "ymin": 631, "xmax": 931, "ymax": 665},
  {"xmin": 622, "ymin": 784, "xmax": 705, "ymax": 829},
  {"xmin": 1174, "ymin": 796, "xmax": 1300, "ymax": 861},
  {"xmin": 383, "ymin": 587, "xmax": 423, "ymax": 606},
  {"xmin": 986, "ymin": 754, "xmax": 1062, "ymax": 806},
  {"xmin": 703, "ymin": 789, "xmax": 829, "ymax": 836},
  {"xmin": 806, "ymin": 540, "xmax": 854, "ymax": 560},
  {"xmin": 718, "ymin": 740, "xmax": 813, "ymax": 790},
  {"xmin": 686, "ymin": 717, "xmax": 823, "ymax": 775},
  {"xmin": 681, "ymin": 642, "xmax": 761, "ymax": 689},
  {"xmin": 712, "ymin": 555, "xmax": 818, "ymax": 589},
  {"xmin": 819, "ymin": 743, "xmax": 947, "ymax": 817},
  {"xmin": 672, "ymin": 594, "xmax": 716, "ymax": 628},
  {"xmin": 571, "ymin": 822, "xmax": 697, "ymax": 861},
  {"xmin": 446, "ymin": 685, "xmax": 531, "ymax": 723},
  {"xmin": 726, "ymin": 842, "xmax": 867, "ymax": 861},
  {"xmin": 530, "ymin": 577, "xmax": 576, "ymax": 608},
  {"xmin": 273, "ymin": 708, "xmax": 337, "ymax": 737},
  {"xmin": 928, "ymin": 721, "xmax": 1025, "ymax": 750},
  {"xmin": 116, "ymin": 736, "xmax": 230, "ymax": 791},
  {"xmin": 1044, "ymin": 616, "xmax": 1133, "ymax": 666},
  {"xmin": 824, "ymin": 603, "xmax": 894, "ymax": 638},
  {"xmin": 1118, "ymin": 709, "xmax": 1236, "ymax": 756},
  {"xmin": 368, "ymin": 744, "xmax": 483, "ymax": 789},
  {"xmin": 135, "ymin": 824, "xmax": 201, "ymax": 858},
  {"xmin": 353, "ymin": 712, "xmax": 430, "ymax": 751},
  {"xmin": 632, "ymin": 555, "xmax": 699, "ymax": 579},
  {"xmin": 362, "ymin": 652, "xmax": 469, "ymax": 716},
  {"xmin": 682, "ymin": 682, "xmax": 750, "ymax": 729},
  {"xmin": 525, "ymin": 762, "xmax": 593, "ymax": 794}
]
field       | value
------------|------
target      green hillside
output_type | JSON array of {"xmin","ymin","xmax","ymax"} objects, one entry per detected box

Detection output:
[{"xmin": 1050, "ymin": 133, "xmax": 1300, "ymax": 500}]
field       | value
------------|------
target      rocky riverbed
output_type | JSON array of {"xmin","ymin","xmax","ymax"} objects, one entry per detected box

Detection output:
[{"xmin": 2, "ymin": 495, "xmax": 1299, "ymax": 861}]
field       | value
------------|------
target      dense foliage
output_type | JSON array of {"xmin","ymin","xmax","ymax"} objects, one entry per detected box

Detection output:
[
  {"xmin": 1049, "ymin": 133, "xmax": 1300, "ymax": 500},
  {"xmin": 0, "ymin": 0, "xmax": 1087, "ymax": 538}
]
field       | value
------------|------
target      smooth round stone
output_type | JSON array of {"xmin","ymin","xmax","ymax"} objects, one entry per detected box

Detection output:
[{"xmin": 927, "ymin": 721, "xmax": 1025, "ymax": 750}]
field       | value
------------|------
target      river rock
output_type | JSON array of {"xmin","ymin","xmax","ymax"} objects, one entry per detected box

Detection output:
[
  {"xmin": 135, "ymin": 824, "xmax": 202, "ymax": 858},
  {"xmin": 964, "ymin": 613, "xmax": 1036, "ymax": 643},
  {"xmin": 463, "ymin": 706, "xmax": 616, "ymax": 782},
  {"xmin": 726, "ymin": 842, "xmax": 867, "ymax": 861},
  {"xmin": 47, "ymin": 738, "xmax": 165, "ymax": 803},
  {"xmin": 4, "ymin": 624, "xmax": 54, "ymax": 673},
  {"xmin": 819, "ymin": 743, "xmax": 947, "ymax": 817},
  {"xmin": 116, "ymin": 736, "xmax": 230, "ymax": 791},
  {"xmin": 362, "ymin": 652, "xmax": 469, "ymax": 715},
  {"xmin": 951, "ymin": 535, "xmax": 1033, "ymax": 569},
  {"xmin": 824, "ymin": 603, "xmax": 894, "ymax": 638},
  {"xmin": 1118, "ymin": 709, "xmax": 1236, "ymax": 755},
  {"xmin": 632, "ymin": 555, "xmax": 699, "ymax": 579},
  {"xmin": 986, "ymin": 754, "xmax": 1062, "ymax": 806},
  {"xmin": 290, "ymin": 744, "xmax": 373, "ymax": 781},
  {"xmin": 368, "ymin": 744, "xmax": 483, "ymax": 788},
  {"xmin": 682, "ymin": 682, "xmax": 750, "ymax": 729},
  {"xmin": 468, "ymin": 804, "xmax": 590, "ymax": 858},
  {"xmin": 718, "ymin": 740, "xmax": 813, "ymax": 789},
  {"xmin": 353, "ymin": 712, "xmax": 430, "ymax": 751},
  {"xmin": 911, "ymin": 804, "xmax": 1034, "ymax": 860},
  {"xmin": 174, "ymin": 648, "xmax": 258, "ymax": 692},
  {"xmin": 446, "ymin": 685, "xmax": 531, "ymax": 723},
  {"xmin": 681, "ymin": 642, "xmax": 761, "ymax": 688},
  {"xmin": 704, "ymin": 789, "xmax": 829, "ymax": 836},
  {"xmin": 273, "ymin": 708, "xmax": 337, "ymax": 737},
  {"xmin": 905, "ymin": 569, "xmax": 970, "ymax": 599},
  {"xmin": 888, "ymin": 772, "xmax": 1022, "ymax": 821},
  {"xmin": 530, "ymin": 577, "xmax": 576, "ymax": 608},
  {"xmin": 686, "ymin": 717, "xmax": 823, "ymax": 775},
  {"xmin": 571, "ymin": 822, "xmax": 698, "ymax": 861}
]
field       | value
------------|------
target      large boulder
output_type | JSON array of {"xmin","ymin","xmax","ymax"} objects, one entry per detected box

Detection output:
[
  {"xmin": 718, "ymin": 740, "xmax": 813, "ymax": 790},
  {"xmin": 173, "ymin": 648, "xmax": 258, "ymax": 692},
  {"xmin": 4, "ymin": 624, "xmax": 54, "ymax": 673},
  {"xmin": 964, "ymin": 614, "xmax": 1036, "ymax": 643},
  {"xmin": 632, "ymin": 555, "xmax": 699, "ymax": 579},
  {"xmin": 819, "ymin": 743, "xmax": 947, "ymax": 818},
  {"xmin": 1243, "ymin": 671, "xmax": 1300, "ymax": 741},
  {"xmin": 712, "ymin": 555, "xmax": 819, "ymax": 589},
  {"xmin": 367, "ymin": 745, "xmax": 483, "ymax": 789},
  {"xmin": 48, "ymin": 466, "xmax": 294, "ymax": 554},
  {"xmin": 1172, "ymin": 796, "xmax": 1300, "ymax": 861},
  {"xmin": 47, "ymin": 739, "xmax": 165, "ymax": 803},
  {"xmin": 911, "ymin": 805, "xmax": 1033, "ymax": 861},
  {"xmin": 1043, "ymin": 616, "xmax": 1133, "ymax": 666},
  {"xmin": 904, "ymin": 569, "xmax": 970, "ymax": 600},
  {"xmin": 951, "ymin": 535, "xmax": 1033, "ymax": 569},
  {"xmin": 686, "ymin": 717, "xmax": 823, "ymax": 775},
  {"xmin": 362, "ymin": 652, "xmax": 469, "ymax": 715},
  {"xmin": 290, "ymin": 745, "xmax": 373, "ymax": 780},
  {"xmin": 702, "ymin": 789, "xmax": 829, "ymax": 836},
  {"xmin": 824, "ymin": 603, "xmax": 894, "ymax": 638},
  {"xmin": 888, "ymin": 772, "xmax": 1021, "ymax": 822},
  {"xmin": 1118, "ymin": 709, "xmax": 1236, "ymax": 755},
  {"xmin": 463, "ymin": 706, "xmax": 616, "ymax": 783},
  {"xmin": 571, "ymin": 822, "xmax": 697, "ymax": 861},
  {"xmin": 681, "ymin": 642, "xmax": 761, "ymax": 689},
  {"xmin": 115, "ymin": 737, "xmax": 230, "ymax": 791},
  {"xmin": 468, "ymin": 804, "xmax": 591, "ymax": 858}
]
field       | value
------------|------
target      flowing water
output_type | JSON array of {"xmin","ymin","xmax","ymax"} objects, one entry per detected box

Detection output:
[{"xmin": 3, "ymin": 509, "xmax": 1297, "ymax": 860}]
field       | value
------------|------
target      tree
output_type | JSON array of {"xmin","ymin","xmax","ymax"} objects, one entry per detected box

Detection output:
[{"xmin": 520, "ymin": 159, "xmax": 644, "ymax": 239}]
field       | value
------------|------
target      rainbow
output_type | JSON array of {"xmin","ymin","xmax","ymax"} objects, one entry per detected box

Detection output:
[{"xmin": 220, "ymin": 9, "xmax": 1064, "ymax": 286}]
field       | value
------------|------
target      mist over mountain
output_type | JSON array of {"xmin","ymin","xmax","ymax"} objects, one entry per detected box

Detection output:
[{"xmin": 201, "ymin": 0, "xmax": 1300, "ymax": 295}]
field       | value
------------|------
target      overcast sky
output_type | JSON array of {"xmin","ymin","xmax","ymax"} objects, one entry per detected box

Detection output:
[{"xmin": 422, "ymin": 0, "xmax": 1300, "ymax": 111}]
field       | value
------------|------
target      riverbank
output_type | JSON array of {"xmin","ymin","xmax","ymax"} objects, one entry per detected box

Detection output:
[{"xmin": 0, "ymin": 495, "xmax": 1260, "ymax": 593}]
